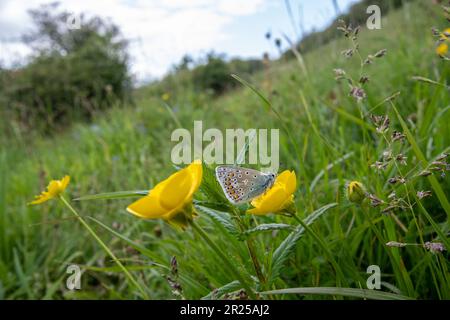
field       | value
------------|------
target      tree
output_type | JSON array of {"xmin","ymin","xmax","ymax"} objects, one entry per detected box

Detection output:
[{"xmin": 3, "ymin": 3, "xmax": 131, "ymax": 132}]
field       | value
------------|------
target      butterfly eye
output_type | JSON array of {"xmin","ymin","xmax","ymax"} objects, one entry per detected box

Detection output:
[
  {"xmin": 245, "ymin": 171, "xmax": 249, "ymax": 175},
  {"xmin": 253, "ymin": 175, "xmax": 257, "ymax": 178},
  {"xmin": 238, "ymin": 174, "xmax": 242, "ymax": 178}
]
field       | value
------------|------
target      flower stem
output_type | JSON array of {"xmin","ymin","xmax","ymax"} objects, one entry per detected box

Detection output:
[
  {"xmin": 232, "ymin": 210, "xmax": 265, "ymax": 286},
  {"xmin": 246, "ymin": 238, "xmax": 266, "ymax": 285},
  {"xmin": 59, "ymin": 195, "xmax": 149, "ymax": 299},
  {"xmin": 189, "ymin": 219, "xmax": 257, "ymax": 299}
]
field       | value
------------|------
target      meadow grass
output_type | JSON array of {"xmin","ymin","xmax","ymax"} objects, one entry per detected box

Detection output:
[{"xmin": 0, "ymin": 0, "xmax": 449, "ymax": 299}]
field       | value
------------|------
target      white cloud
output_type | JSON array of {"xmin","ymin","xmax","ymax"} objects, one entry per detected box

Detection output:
[
  {"xmin": 0, "ymin": 0, "xmax": 356, "ymax": 81},
  {"xmin": 217, "ymin": 0, "xmax": 266, "ymax": 16},
  {"xmin": 0, "ymin": 0, "xmax": 269, "ymax": 81}
]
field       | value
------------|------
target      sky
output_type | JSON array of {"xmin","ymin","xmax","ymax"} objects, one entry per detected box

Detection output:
[{"xmin": 0, "ymin": 0, "xmax": 360, "ymax": 82}]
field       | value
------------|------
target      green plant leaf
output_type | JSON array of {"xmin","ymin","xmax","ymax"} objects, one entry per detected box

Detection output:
[
  {"xmin": 198, "ymin": 163, "xmax": 228, "ymax": 204},
  {"xmin": 243, "ymin": 223, "xmax": 294, "ymax": 237},
  {"xmin": 73, "ymin": 190, "xmax": 148, "ymax": 201},
  {"xmin": 201, "ymin": 280, "xmax": 241, "ymax": 300},
  {"xmin": 269, "ymin": 203, "xmax": 337, "ymax": 283},
  {"xmin": 195, "ymin": 205, "xmax": 240, "ymax": 237},
  {"xmin": 260, "ymin": 287, "xmax": 413, "ymax": 300}
]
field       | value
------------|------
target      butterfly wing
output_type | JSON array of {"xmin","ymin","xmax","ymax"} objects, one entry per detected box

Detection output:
[{"xmin": 215, "ymin": 166, "xmax": 275, "ymax": 204}]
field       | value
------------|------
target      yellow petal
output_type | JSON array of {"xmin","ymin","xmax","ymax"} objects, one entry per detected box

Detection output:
[
  {"xmin": 187, "ymin": 160, "xmax": 203, "ymax": 192},
  {"xmin": 277, "ymin": 170, "xmax": 296, "ymax": 194},
  {"xmin": 127, "ymin": 192, "xmax": 168, "ymax": 219},
  {"xmin": 60, "ymin": 175, "xmax": 70, "ymax": 191},
  {"xmin": 127, "ymin": 160, "xmax": 203, "ymax": 221},
  {"xmin": 29, "ymin": 192, "xmax": 52, "ymax": 205},
  {"xmin": 249, "ymin": 186, "xmax": 287, "ymax": 215},
  {"xmin": 47, "ymin": 180, "xmax": 62, "ymax": 197},
  {"xmin": 159, "ymin": 170, "xmax": 192, "ymax": 210}
]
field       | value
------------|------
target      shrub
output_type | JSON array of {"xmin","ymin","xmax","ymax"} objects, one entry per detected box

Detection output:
[{"xmin": 1, "ymin": 3, "xmax": 131, "ymax": 132}]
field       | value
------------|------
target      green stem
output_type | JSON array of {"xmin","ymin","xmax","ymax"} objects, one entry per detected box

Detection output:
[
  {"xmin": 246, "ymin": 236, "xmax": 266, "ymax": 285},
  {"xmin": 189, "ymin": 219, "xmax": 257, "ymax": 299},
  {"xmin": 232, "ymin": 209, "xmax": 265, "ymax": 286},
  {"xmin": 59, "ymin": 195, "xmax": 149, "ymax": 299}
]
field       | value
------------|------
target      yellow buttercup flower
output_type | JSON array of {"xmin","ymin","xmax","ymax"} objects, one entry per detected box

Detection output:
[
  {"xmin": 29, "ymin": 175, "xmax": 70, "ymax": 205},
  {"xmin": 127, "ymin": 160, "xmax": 202, "ymax": 228},
  {"xmin": 247, "ymin": 170, "xmax": 296, "ymax": 215},
  {"xmin": 436, "ymin": 42, "xmax": 448, "ymax": 56}
]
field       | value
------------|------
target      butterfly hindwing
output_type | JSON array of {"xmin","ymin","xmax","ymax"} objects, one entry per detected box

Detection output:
[{"xmin": 215, "ymin": 166, "xmax": 275, "ymax": 204}]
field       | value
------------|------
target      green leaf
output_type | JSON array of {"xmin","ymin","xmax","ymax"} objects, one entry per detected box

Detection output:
[
  {"xmin": 269, "ymin": 203, "xmax": 337, "ymax": 283},
  {"xmin": 260, "ymin": 287, "xmax": 413, "ymax": 300},
  {"xmin": 243, "ymin": 223, "xmax": 294, "ymax": 237},
  {"xmin": 82, "ymin": 264, "xmax": 158, "ymax": 273},
  {"xmin": 198, "ymin": 164, "xmax": 228, "ymax": 204},
  {"xmin": 201, "ymin": 280, "xmax": 241, "ymax": 300},
  {"xmin": 195, "ymin": 205, "xmax": 240, "ymax": 237},
  {"xmin": 73, "ymin": 190, "xmax": 148, "ymax": 201}
]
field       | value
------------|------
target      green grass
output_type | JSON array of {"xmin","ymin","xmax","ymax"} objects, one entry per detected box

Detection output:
[{"xmin": 0, "ymin": 0, "xmax": 449, "ymax": 299}]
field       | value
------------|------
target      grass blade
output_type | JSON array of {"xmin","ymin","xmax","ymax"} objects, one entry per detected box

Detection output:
[
  {"xmin": 74, "ymin": 190, "xmax": 149, "ymax": 201},
  {"xmin": 260, "ymin": 287, "xmax": 413, "ymax": 300},
  {"xmin": 392, "ymin": 103, "xmax": 450, "ymax": 220}
]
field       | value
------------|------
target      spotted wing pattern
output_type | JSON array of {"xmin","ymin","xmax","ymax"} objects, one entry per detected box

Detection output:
[{"xmin": 215, "ymin": 166, "xmax": 275, "ymax": 204}]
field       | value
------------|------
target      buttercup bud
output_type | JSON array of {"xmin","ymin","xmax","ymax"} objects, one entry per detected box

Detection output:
[{"xmin": 346, "ymin": 181, "xmax": 366, "ymax": 204}]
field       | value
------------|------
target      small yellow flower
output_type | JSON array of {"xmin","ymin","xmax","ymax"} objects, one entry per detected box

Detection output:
[
  {"xmin": 247, "ymin": 170, "xmax": 296, "ymax": 215},
  {"xmin": 346, "ymin": 181, "xmax": 366, "ymax": 204},
  {"xmin": 29, "ymin": 175, "xmax": 70, "ymax": 205},
  {"xmin": 127, "ymin": 160, "xmax": 202, "ymax": 228},
  {"xmin": 162, "ymin": 92, "xmax": 170, "ymax": 101},
  {"xmin": 436, "ymin": 42, "xmax": 448, "ymax": 56}
]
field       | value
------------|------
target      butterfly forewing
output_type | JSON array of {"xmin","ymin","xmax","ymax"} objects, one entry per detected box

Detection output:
[{"xmin": 215, "ymin": 166, "xmax": 275, "ymax": 204}]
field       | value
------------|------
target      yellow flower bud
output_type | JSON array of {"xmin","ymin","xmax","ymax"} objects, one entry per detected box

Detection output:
[
  {"xmin": 346, "ymin": 181, "xmax": 366, "ymax": 204},
  {"xmin": 436, "ymin": 43, "xmax": 448, "ymax": 56}
]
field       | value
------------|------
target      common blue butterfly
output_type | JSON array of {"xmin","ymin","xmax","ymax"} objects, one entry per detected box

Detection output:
[{"xmin": 215, "ymin": 165, "xmax": 276, "ymax": 204}]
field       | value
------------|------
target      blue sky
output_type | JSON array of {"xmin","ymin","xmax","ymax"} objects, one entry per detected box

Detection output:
[{"xmin": 0, "ymin": 0, "xmax": 359, "ymax": 82}]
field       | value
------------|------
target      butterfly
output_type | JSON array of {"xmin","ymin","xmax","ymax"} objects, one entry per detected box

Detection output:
[{"xmin": 215, "ymin": 165, "xmax": 276, "ymax": 205}]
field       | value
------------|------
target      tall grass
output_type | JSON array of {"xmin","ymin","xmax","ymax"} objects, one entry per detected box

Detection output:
[{"xmin": 0, "ymin": 0, "xmax": 448, "ymax": 299}]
